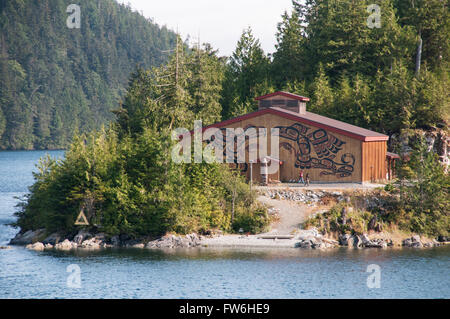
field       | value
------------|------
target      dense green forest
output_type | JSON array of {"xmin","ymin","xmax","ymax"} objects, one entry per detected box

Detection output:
[
  {"xmin": 12, "ymin": 0, "xmax": 449, "ymax": 238},
  {"xmin": 0, "ymin": 0, "xmax": 177, "ymax": 149}
]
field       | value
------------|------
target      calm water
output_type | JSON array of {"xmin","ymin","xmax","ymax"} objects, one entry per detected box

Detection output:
[{"xmin": 0, "ymin": 150, "xmax": 449, "ymax": 299}]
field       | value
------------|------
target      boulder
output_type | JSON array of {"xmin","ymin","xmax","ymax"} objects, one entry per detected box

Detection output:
[
  {"xmin": 350, "ymin": 235, "xmax": 363, "ymax": 248},
  {"xmin": 364, "ymin": 238, "xmax": 388, "ymax": 248},
  {"xmin": 437, "ymin": 235, "xmax": 449, "ymax": 242},
  {"xmin": 0, "ymin": 246, "xmax": 12, "ymax": 250},
  {"xmin": 9, "ymin": 229, "xmax": 46, "ymax": 245},
  {"xmin": 147, "ymin": 236, "xmax": 173, "ymax": 249},
  {"xmin": 78, "ymin": 233, "xmax": 106, "ymax": 249},
  {"xmin": 146, "ymin": 233, "xmax": 202, "ymax": 249},
  {"xmin": 402, "ymin": 236, "xmax": 423, "ymax": 248},
  {"xmin": 123, "ymin": 239, "xmax": 144, "ymax": 248},
  {"xmin": 339, "ymin": 234, "xmax": 351, "ymax": 246},
  {"xmin": 360, "ymin": 234, "xmax": 374, "ymax": 247},
  {"xmin": 322, "ymin": 237, "xmax": 339, "ymax": 245},
  {"xmin": 432, "ymin": 239, "xmax": 441, "ymax": 247},
  {"xmin": 377, "ymin": 241, "xmax": 388, "ymax": 248},
  {"xmin": 110, "ymin": 236, "xmax": 120, "ymax": 247},
  {"xmin": 73, "ymin": 230, "xmax": 92, "ymax": 245},
  {"xmin": 80, "ymin": 238, "xmax": 101, "ymax": 249},
  {"xmin": 186, "ymin": 233, "xmax": 200, "ymax": 246},
  {"xmin": 119, "ymin": 234, "xmax": 132, "ymax": 243},
  {"xmin": 295, "ymin": 240, "xmax": 313, "ymax": 249},
  {"xmin": 42, "ymin": 232, "xmax": 61, "ymax": 245},
  {"xmin": 26, "ymin": 242, "xmax": 45, "ymax": 251},
  {"xmin": 297, "ymin": 228, "xmax": 321, "ymax": 240},
  {"xmin": 55, "ymin": 239, "xmax": 76, "ymax": 250},
  {"xmin": 295, "ymin": 236, "xmax": 338, "ymax": 249}
]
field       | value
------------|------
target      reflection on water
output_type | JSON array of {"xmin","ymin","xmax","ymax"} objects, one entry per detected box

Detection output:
[{"xmin": 0, "ymin": 150, "xmax": 449, "ymax": 299}]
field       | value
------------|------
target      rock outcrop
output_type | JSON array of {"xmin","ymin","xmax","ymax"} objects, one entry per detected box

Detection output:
[
  {"xmin": 55, "ymin": 239, "xmax": 78, "ymax": 250},
  {"xmin": 26, "ymin": 242, "xmax": 45, "ymax": 251},
  {"xmin": 338, "ymin": 233, "xmax": 392, "ymax": 248},
  {"xmin": 73, "ymin": 230, "xmax": 92, "ymax": 245},
  {"xmin": 295, "ymin": 229, "xmax": 339, "ymax": 249},
  {"xmin": 391, "ymin": 128, "xmax": 449, "ymax": 173},
  {"xmin": 42, "ymin": 233, "xmax": 62, "ymax": 245},
  {"xmin": 402, "ymin": 235, "xmax": 423, "ymax": 248},
  {"xmin": 20, "ymin": 230, "xmax": 203, "ymax": 251},
  {"xmin": 9, "ymin": 229, "xmax": 45, "ymax": 245},
  {"xmin": 146, "ymin": 233, "xmax": 201, "ymax": 249}
]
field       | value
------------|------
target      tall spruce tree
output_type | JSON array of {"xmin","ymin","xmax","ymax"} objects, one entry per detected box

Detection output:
[
  {"xmin": 186, "ymin": 43, "xmax": 226, "ymax": 125},
  {"xmin": 271, "ymin": 9, "xmax": 306, "ymax": 88},
  {"xmin": 221, "ymin": 27, "xmax": 271, "ymax": 118}
]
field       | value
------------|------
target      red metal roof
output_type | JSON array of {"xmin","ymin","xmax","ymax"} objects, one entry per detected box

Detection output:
[
  {"xmin": 255, "ymin": 91, "xmax": 310, "ymax": 102},
  {"xmin": 199, "ymin": 107, "xmax": 389, "ymax": 142}
]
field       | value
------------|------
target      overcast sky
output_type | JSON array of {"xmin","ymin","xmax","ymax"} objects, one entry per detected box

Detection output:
[{"xmin": 117, "ymin": 0, "xmax": 294, "ymax": 56}]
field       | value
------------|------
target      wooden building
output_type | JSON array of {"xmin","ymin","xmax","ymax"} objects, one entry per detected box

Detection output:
[{"xmin": 202, "ymin": 91, "xmax": 392, "ymax": 184}]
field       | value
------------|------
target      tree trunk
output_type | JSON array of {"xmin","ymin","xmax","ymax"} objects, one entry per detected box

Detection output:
[
  {"xmin": 231, "ymin": 192, "xmax": 236, "ymax": 224},
  {"xmin": 415, "ymin": 33, "xmax": 422, "ymax": 76}
]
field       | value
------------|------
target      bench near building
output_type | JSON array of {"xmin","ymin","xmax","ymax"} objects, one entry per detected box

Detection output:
[{"xmin": 202, "ymin": 91, "xmax": 397, "ymax": 184}]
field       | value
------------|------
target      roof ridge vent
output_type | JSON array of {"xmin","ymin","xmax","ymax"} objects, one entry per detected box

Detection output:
[{"xmin": 256, "ymin": 91, "xmax": 309, "ymax": 114}]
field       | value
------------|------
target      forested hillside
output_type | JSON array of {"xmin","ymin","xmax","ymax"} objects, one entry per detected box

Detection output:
[
  {"xmin": 221, "ymin": 0, "xmax": 449, "ymax": 140},
  {"xmin": 0, "ymin": 0, "xmax": 177, "ymax": 149}
]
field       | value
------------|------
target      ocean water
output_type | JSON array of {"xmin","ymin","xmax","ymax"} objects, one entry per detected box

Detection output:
[{"xmin": 0, "ymin": 150, "xmax": 449, "ymax": 299}]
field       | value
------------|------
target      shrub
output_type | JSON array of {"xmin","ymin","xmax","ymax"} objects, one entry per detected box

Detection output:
[{"xmin": 232, "ymin": 204, "xmax": 271, "ymax": 234}]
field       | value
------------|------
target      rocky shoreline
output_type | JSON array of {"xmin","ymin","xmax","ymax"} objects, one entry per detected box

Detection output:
[
  {"xmin": 10, "ymin": 229, "xmax": 203, "ymax": 251},
  {"xmin": 9, "ymin": 228, "xmax": 448, "ymax": 251}
]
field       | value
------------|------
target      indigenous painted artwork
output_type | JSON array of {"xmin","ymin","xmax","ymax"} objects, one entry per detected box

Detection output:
[
  {"xmin": 204, "ymin": 122, "xmax": 355, "ymax": 178},
  {"xmin": 276, "ymin": 123, "xmax": 355, "ymax": 178},
  {"xmin": 205, "ymin": 124, "xmax": 266, "ymax": 173}
]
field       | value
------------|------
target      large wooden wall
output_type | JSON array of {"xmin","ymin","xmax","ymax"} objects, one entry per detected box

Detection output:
[
  {"xmin": 361, "ymin": 141, "xmax": 387, "ymax": 182},
  {"xmin": 220, "ymin": 113, "xmax": 364, "ymax": 183}
]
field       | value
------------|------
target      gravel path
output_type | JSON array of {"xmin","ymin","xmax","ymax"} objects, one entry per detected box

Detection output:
[
  {"xmin": 200, "ymin": 195, "xmax": 311, "ymax": 248},
  {"xmin": 257, "ymin": 196, "xmax": 307, "ymax": 235}
]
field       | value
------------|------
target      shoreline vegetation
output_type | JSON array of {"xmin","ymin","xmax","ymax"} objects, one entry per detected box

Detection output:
[{"xmin": 10, "ymin": 187, "xmax": 449, "ymax": 251}]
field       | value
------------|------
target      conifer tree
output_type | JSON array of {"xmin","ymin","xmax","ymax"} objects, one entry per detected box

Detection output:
[
  {"xmin": 221, "ymin": 27, "xmax": 271, "ymax": 118},
  {"xmin": 271, "ymin": 9, "xmax": 306, "ymax": 87},
  {"xmin": 309, "ymin": 65, "xmax": 334, "ymax": 116}
]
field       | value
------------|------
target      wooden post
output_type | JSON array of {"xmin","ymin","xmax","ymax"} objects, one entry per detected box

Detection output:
[
  {"xmin": 249, "ymin": 161, "xmax": 253, "ymax": 191},
  {"xmin": 261, "ymin": 158, "xmax": 268, "ymax": 186}
]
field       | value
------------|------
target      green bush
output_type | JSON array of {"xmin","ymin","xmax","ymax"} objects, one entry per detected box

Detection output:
[{"xmin": 232, "ymin": 204, "xmax": 271, "ymax": 234}]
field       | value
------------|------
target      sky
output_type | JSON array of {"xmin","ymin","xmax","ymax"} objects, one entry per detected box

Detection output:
[{"xmin": 117, "ymin": 0, "xmax": 294, "ymax": 57}]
